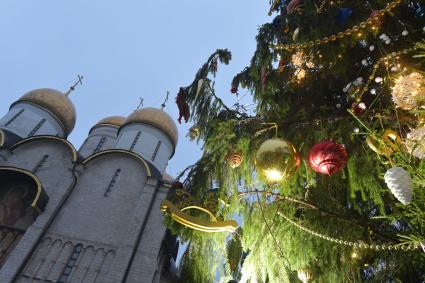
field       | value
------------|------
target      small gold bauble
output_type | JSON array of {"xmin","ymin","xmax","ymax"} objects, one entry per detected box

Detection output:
[
  {"xmin": 255, "ymin": 138, "xmax": 300, "ymax": 182},
  {"xmin": 189, "ymin": 125, "xmax": 200, "ymax": 141},
  {"xmin": 226, "ymin": 151, "xmax": 243, "ymax": 168}
]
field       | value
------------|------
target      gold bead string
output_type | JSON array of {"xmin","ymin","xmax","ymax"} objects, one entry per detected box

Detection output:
[
  {"xmin": 356, "ymin": 46, "xmax": 415, "ymax": 100},
  {"xmin": 272, "ymin": 0, "xmax": 402, "ymax": 51},
  {"xmin": 278, "ymin": 211, "xmax": 422, "ymax": 252}
]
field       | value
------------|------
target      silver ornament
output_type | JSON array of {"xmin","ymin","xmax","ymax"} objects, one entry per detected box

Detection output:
[{"xmin": 384, "ymin": 167, "xmax": 413, "ymax": 205}]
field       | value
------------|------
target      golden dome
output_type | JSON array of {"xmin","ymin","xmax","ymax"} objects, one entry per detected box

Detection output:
[
  {"xmin": 96, "ymin": 116, "xmax": 126, "ymax": 127},
  {"xmin": 125, "ymin": 108, "xmax": 178, "ymax": 146},
  {"xmin": 17, "ymin": 88, "xmax": 76, "ymax": 135}
]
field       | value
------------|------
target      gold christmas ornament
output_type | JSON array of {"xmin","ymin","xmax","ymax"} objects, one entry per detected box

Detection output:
[
  {"xmin": 225, "ymin": 151, "xmax": 243, "ymax": 168},
  {"xmin": 255, "ymin": 138, "xmax": 300, "ymax": 182},
  {"xmin": 291, "ymin": 51, "xmax": 314, "ymax": 81},
  {"xmin": 188, "ymin": 125, "xmax": 200, "ymax": 141},
  {"xmin": 297, "ymin": 268, "xmax": 313, "ymax": 283},
  {"xmin": 392, "ymin": 72, "xmax": 425, "ymax": 110},
  {"xmin": 406, "ymin": 126, "xmax": 425, "ymax": 159}
]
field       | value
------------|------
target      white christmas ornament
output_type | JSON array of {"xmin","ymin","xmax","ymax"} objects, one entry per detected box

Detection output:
[
  {"xmin": 384, "ymin": 167, "xmax": 413, "ymax": 205},
  {"xmin": 402, "ymin": 30, "xmax": 408, "ymax": 36},
  {"xmin": 369, "ymin": 45, "xmax": 375, "ymax": 51}
]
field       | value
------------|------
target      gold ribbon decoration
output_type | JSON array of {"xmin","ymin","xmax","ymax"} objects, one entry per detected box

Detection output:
[
  {"xmin": 160, "ymin": 200, "xmax": 238, "ymax": 233},
  {"xmin": 366, "ymin": 130, "xmax": 402, "ymax": 155}
]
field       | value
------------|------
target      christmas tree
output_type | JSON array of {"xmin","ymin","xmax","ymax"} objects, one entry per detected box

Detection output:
[{"xmin": 162, "ymin": 0, "xmax": 425, "ymax": 282}]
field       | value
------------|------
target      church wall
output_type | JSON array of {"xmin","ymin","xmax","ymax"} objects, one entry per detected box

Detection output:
[
  {"xmin": 46, "ymin": 154, "xmax": 148, "ymax": 244},
  {"xmin": 20, "ymin": 153, "xmax": 165, "ymax": 282},
  {"xmin": 19, "ymin": 237, "xmax": 115, "ymax": 283},
  {"xmin": 124, "ymin": 185, "xmax": 169, "ymax": 283},
  {"xmin": 0, "ymin": 140, "xmax": 76, "ymax": 282},
  {"xmin": 115, "ymin": 124, "xmax": 174, "ymax": 174},
  {"xmin": 78, "ymin": 125, "xmax": 119, "ymax": 158},
  {"xmin": 0, "ymin": 103, "xmax": 66, "ymax": 138}
]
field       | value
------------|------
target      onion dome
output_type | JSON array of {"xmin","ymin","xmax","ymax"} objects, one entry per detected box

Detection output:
[
  {"xmin": 124, "ymin": 107, "xmax": 178, "ymax": 146},
  {"xmin": 96, "ymin": 116, "xmax": 126, "ymax": 127},
  {"xmin": 16, "ymin": 88, "xmax": 76, "ymax": 135}
]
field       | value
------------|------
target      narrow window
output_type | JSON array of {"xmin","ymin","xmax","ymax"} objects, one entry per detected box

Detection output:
[
  {"xmin": 104, "ymin": 169, "xmax": 121, "ymax": 197},
  {"xmin": 57, "ymin": 244, "xmax": 83, "ymax": 283},
  {"xmin": 129, "ymin": 131, "xmax": 142, "ymax": 151},
  {"xmin": 4, "ymin": 109, "xmax": 24, "ymax": 126},
  {"xmin": 151, "ymin": 141, "xmax": 162, "ymax": 162},
  {"xmin": 33, "ymin": 155, "xmax": 49, "ymax": 173},
  {"xmin": 27, "ymin": 119, "xmax": 46, "ymax": 137},
  {"xmin": 93, "ymin": 137, "xmax": 106, "ymax": 154}
]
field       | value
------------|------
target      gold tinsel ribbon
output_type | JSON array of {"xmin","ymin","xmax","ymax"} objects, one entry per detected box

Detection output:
[
  {"xmin": 271, "ymin": 0, "xmax": 402, "ymax": 51},
  {"xmin": 278, "ymin": 211, "xmax": 423, "ymax": 252}
]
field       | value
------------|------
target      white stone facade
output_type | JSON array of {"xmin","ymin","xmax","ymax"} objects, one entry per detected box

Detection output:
[{"xmin": 0, "ymin": 90, "xmax": 178, "ymax": 283}]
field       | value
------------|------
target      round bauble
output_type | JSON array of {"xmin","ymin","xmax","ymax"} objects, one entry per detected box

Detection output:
[
  {"xmin": 351, "ymin": 101, "xmax": 367, "ymax": 115},
  {"xmin": 255, "ymin": 138, "xmax": 300, "ymax": 182},
  {"xmin": 392, "ymin": 72, "xmax": 425, "ymax": 110},
  {"xmin": 369, "ymin": 10, "xmax": 384, "ymax": 25},
  {"xmin": 384, "ymin": 167, "xmax": 413, "ymax": 205},
  {"xmin": 188, "ymin": 125, "xmax": 200, "ymax": 141},
  {"xmin": 231, "ymin": 86, "xmax": 238, "ymax": 94},
  {"xmin": 226, "ymin": 151, "xmax": 243, "ymax": 168},
  {"xmin": 406, "ymin": 126, "xmax": 425, "ymax": 159},
  {"xmin": 308, "ymin": 140, "xmax": 348, "ymax": 175}
]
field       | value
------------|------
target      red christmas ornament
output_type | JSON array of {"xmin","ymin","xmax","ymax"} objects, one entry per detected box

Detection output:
[
  {"xmin": 308, "ymin": 140, "xmax": 348, "ymax": 175},
  {"xmin": 351, "ymin": 101, "xmax": 367, "ymax": 115},
  {"xmin": 369, "ymin": 10, "xmax": 384, "ymax": 25},
  {"xmin": 286, "ymin": 0, "xmax": 304, "ymax": 15},
  {"xmin": 231, "ymin": 86, "xmax": 238, "ymax": 94}
]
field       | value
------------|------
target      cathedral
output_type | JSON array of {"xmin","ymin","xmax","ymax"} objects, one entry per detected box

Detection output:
[{"xmin": 0, "ymin": 88, "xmax": 179, "ymax": 282}]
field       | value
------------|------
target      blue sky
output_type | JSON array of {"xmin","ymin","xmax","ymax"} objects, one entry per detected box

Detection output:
[{"xmin": 0, "ymin": 0, "xmax": 268, "ymax": 177}]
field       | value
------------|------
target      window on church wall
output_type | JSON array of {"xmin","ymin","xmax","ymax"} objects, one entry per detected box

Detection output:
[
  {"xmin": 93, "ymin": 137, "xmax": 106, "ymax": 154},
  {"xmin": 129, "ymin": 131, "xmax": 142, "ymax": 151},
  {"xmin": 57, "ymin": 244, "xmax": 83, "ymax": 283},
  {"xmin": 151, "ymin": 140, "xmax": 162, "ymax": 162},
  {"xmin": 104, "ymin": 169, "xmax": 122, "ymax": 197},
  {"xmin": 4, "ymin": 109, "xmax": 24, "ymax": 127}
]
